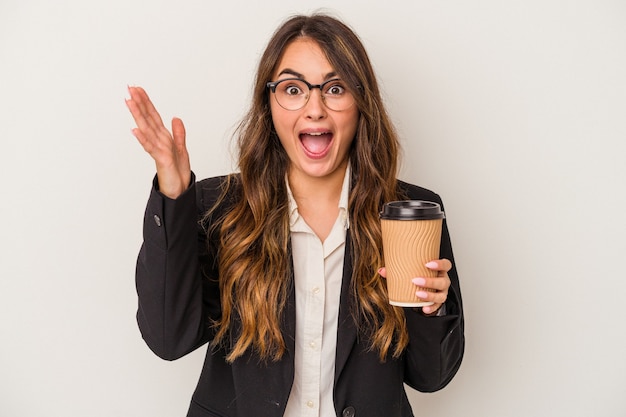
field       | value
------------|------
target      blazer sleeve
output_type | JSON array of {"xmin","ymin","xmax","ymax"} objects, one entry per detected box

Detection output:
[
  {"xmin": 400, "ymin": 185, "xmax": 465, "ymax": 392},
  {"xmin": 135, "ymin": 173, "xmax": 222, "ymax": 361}
]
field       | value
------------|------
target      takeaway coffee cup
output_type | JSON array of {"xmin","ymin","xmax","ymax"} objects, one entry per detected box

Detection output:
[{"xmin": 380, "ymin": 200, "xmax": 445, "ymax": 307}]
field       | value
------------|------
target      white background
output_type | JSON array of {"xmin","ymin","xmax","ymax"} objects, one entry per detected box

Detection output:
[{"xmin": 1, "ymin": 0, "xmax": 625, "ymax": 416}]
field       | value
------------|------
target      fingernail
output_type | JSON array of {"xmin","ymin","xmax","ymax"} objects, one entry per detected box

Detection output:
[
  {"xmin": 425, "ymin": 261, "xmax": 438, "ymax": 269},
  {"xmin": 412, "ymin": 278, "xmax": 426, "ymax": 286},
  {"xmin": 416, "ymin": 291, "xmax": 429, "ymax": 299}
]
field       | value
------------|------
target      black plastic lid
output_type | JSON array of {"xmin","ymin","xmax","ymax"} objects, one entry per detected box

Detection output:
[{"xmin": 379, "ymin": 200, "xmax": 445, "ymax": 220}]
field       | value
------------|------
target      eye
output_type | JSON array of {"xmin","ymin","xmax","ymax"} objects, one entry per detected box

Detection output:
[
  {"xmin": 286, "ymin": 86, "xmax": 301, "ymax": 95},
  {"xmin": 324, "ymin": 82, "xmax": 346, "ymax": 96},
  {"xmin": 279, "ymin": 80, "xmax": 305, "ymax": 96}
]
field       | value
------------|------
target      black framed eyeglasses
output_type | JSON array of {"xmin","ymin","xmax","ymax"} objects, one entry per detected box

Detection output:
[{"xmin": 266, "ymin": 78, "xmax": 356, "ymax": 111}]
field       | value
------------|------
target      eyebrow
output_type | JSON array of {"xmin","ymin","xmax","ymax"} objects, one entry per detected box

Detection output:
[{"xmin": 277, "ymin": 68, "xmax": 338, "ymax": 80}]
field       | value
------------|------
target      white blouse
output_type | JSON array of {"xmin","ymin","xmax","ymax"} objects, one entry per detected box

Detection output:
[{"xmin": 283, "ymin": 166, "xmax": 351, "ymax": 417}]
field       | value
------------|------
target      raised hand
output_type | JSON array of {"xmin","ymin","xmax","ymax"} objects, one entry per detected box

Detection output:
[{"xmin": 126, "ymin": 86, "xmax": 191, "ymax": 199}]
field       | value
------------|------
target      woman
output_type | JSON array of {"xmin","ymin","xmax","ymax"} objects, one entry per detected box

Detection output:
[{"xmin": 126, "ymin": 13, "xmax": 464, "ymax": 417}]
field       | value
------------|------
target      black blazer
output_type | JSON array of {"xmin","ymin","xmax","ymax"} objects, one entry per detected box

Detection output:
[{"xmin": 136, "ymin": 174, "xmax": 464, "ymax": 417}]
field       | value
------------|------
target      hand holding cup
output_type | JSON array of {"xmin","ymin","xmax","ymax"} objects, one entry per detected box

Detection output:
[
  {"xmin": 378, "ymin": 260, "xmax": 451, "ymax": 315},
  {"xmin": 379, "ymin": 200, "xmax": 449, "ymax": 312}
]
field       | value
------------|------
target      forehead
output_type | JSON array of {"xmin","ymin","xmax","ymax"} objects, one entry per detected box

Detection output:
[{"xmin": 273, "ymin": 38, "xmax": 335, "ymax": 79}]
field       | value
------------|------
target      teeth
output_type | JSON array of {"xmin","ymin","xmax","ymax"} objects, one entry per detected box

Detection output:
[{"xmin": 307, "ymin": 132, "xmax": 326, "ymax": 136}]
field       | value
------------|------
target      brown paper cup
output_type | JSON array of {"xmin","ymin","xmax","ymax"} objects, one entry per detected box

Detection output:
[{"xmin": 380, "ymin": 201, "xmax": 445, "ymax": 307}]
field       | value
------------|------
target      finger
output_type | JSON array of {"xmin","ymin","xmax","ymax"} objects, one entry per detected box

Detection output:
[
  {"xmin": 425, "ymin": 258, "xmax": 452, "ymax": 274},
  {"xmin": 130, "ymin": 127, "xmax": 153, "ymax": 152},
  {"xmin": 127, "ymin": 86, "xmax": 151, "ymax": 122},
  {"xmin": 411, "ymin": 275, "xmax": 451, "ymax": 292},
  {"xmin": 127, "ymin": 101, "xmax": 163, "ymax": 156},
  {"xmin": 126, "ymin": 92, "xmax": 159, "ymax": 139},
  {"xmin": 128, "ymin": 87, "xmax": 168, "ymax": 139},
  {"xmin": 131, "ymin": 86, "xmax": 166, "ymax": 130},
  {"xmin": 171, "ymin": 117, "xmax": 187, "ymax": 151},
  {"xmin": 171, "ymin": 117, "xmax": 191, "ymax": 176},
  {"xmin": 125, "ymin": 92, "xmax": 147, "ymax": 126},
  {"xmin": 142, "ymin": 94, "xmax": 169, "ymax": 136},
  {"xmin": 415, "ymin": 287, "xmax": 448, "ymax": 305},
  {"xmin": 422, "ymin": 303, "xmax": 442, "ymax": 315}
]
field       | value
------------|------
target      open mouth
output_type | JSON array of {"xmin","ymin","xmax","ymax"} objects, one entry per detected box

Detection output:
[{"xmin": 299, "ymin": 131, "xmax": 333, "ymax": 158}]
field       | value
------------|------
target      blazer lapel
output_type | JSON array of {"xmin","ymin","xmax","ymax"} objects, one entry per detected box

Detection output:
[
  {"xmin": 283, "ymin": 242, "xmax": 297, "ymax": 356},
  {"xmin": 334, "ymin": 233, "xmax": 358, "ymax": 383}
]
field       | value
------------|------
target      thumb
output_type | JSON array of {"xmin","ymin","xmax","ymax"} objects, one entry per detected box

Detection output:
[{"xmin": 171, "ymin": 117, "xmax": 187, "ymax": 148}]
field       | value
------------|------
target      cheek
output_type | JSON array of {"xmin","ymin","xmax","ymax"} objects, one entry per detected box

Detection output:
[
  {"xmin": 341, "ymin": 112, "xmax": 359, "ymax": 143},
  {"xmin": 270, "ymin": 102, "xmax": 294, "ymax": 137},
  {"xmin": 270, "ymin": 109, "xmax": 296, "ymax": 153}
]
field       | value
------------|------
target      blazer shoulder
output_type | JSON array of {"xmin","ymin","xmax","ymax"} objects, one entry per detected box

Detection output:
[
  {"xmin": 397, "ymin": 180, "xmax": 443, "ymax": 205},
  {"xmin": 195, "ymin": 173, "xmax": 242, "ymax": 212}
]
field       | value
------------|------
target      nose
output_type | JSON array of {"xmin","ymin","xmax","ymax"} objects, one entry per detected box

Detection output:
[{"xmin": 304, "ymin": 88, "xmax": 327, "ymax": 119}]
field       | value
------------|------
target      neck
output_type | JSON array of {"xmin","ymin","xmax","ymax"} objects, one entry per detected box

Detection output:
[
  {"xmin": 288, "ymin": 163, "xmax": 348, "ymax": 207},
  {"xmin": 287, "ymin": 163, "xmax": 348, "ymax": 242}
]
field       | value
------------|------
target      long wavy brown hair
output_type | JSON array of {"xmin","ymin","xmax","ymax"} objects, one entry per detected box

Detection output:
[{"xmin": 207, "ymin": 13, "xmax": 408, "ymax": 363}]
